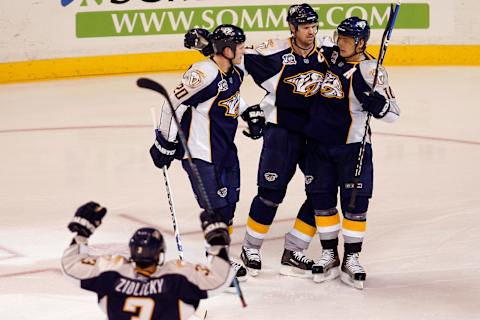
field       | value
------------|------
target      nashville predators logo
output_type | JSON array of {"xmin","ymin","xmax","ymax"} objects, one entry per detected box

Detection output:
[
  {"xmin": 320, "ymin": 71, "xmax": 344, "ymax": 99},
  {"xmin": 217, "ymin": 187, "xmax": 228, "ymax": 198},
  {"xmin": 218, "ymin": 91, "xmax": 240, "ymax": 118},
  {"xmin": 305, "ymin": 175, "xmax": 314, "ymax": 185},
  {"xmin": 283, "ymin": 71, "xmax": 324, "ymax": 97},
  {"xmin": 264, "ymin": 172, "xmax": 278, "ymax": 182},
  {"xmin": 370, "ymin": 66, "xmax": 386, "ymax": 85}
]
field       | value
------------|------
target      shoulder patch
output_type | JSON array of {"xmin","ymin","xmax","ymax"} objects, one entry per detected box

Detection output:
[
  {"xmin": 371, "ymin": 65, "xmax": 387, "ymax": 85},
  {"xmin": 255, "ymin": 39, "xmax": 275, "ymax": 53},
  {"xmin": 360, "ymin": 59, "xmax": 387, "ymax": 87},
  {"xmin": 253, "ymin": 38, "xmax": 290, "ymax": 56},
  {"xmin": 182, "ymin": 69, "xmax": 206, "ymax": 88}
]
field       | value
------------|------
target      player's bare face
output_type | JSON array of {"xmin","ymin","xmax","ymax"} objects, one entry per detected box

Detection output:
[
  {"xmin": 294, "ymin": 23, "xmax": 318, "ymax": 48},
  {"xmin": 337, "ymin": 35, "xmax": 357, "ymax": 59},
  {"xmin": 232, "ymin": 43, "xmax": 246, "ymax": 64}
]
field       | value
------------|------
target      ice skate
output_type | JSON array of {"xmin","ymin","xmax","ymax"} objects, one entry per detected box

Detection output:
[
  {"xmin": 240, "ymin": 246, "xmax": 261, "ymax": 276},
  {"xmin": 340, "ymin": 252, "xmax": 366, "ymax": 289},
  {"xmin": 279, "ymin": 249, "xmax": 314, "ymax": 278},
  {"xmin": 230, "ymin": 259, "xmax": 248, "ymax": 282},
  {"xmin": 312, "ymin": 249, "xmax": 340, "ymax": 283}
]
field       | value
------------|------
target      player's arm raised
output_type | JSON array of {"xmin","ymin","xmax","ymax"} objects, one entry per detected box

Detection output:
[{"xmin": 62, "ymin": 202, "xmax": 115, "ymax": 281}]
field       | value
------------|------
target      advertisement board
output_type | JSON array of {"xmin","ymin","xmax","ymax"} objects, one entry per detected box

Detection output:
[{"xmin": 0, "ymin": 0, "xmax": 478, "ymax": 82}]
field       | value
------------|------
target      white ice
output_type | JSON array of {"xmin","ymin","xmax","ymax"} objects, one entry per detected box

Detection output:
[{"xmin": 0, "ymin": 67, "xmax": 479, "ymax": 319}]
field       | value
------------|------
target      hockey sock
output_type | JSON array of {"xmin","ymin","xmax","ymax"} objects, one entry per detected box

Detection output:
[
  {"xmin": 244, "ymin": 194, "xmax": 281, "ymax": 249},
  {"xmin": 314, "ymin": 208, "xmax": 341, "ymax": 241},
  {"xmin": 285, "ymin": 199, "xmax": 316, "ymax": 251},
  {"xmin": 320, "ymin": 238, "xmax": 339, "ymax": 256},
  {"xmin": 344, "ymin": 242, "xmax": 362, "ymax": 254}
]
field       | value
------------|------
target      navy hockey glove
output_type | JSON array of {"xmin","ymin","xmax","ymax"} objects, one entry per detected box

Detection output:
[
  {"xmin": 68, "ymin": 202, "xmax": 107, "ymax": 238},
  {"xmin": 150, "ymin": 130, "xmax": 178, "ymax": 169},
  {"xmin": 184, "ymin": 28, "xmax": 214, "ymax": 57},
  {"xmin": 241, "ymin": 105, "xmax": 265, "ymax": 140},
  {"xmin": 200, "ymin": 211, "xmax": 230, "ymax": 246},
  {"xmin": 362, "ymin": 91, "xmax": 390, "ymax": 119}
]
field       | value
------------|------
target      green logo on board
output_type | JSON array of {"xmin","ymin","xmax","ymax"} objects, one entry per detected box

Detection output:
[{"xmin": 75, "ymin": 3, "xmax": 429, "ymax": 38}]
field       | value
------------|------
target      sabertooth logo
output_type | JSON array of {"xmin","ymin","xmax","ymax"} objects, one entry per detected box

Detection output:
[
  {"xmin": 284, "ymin": 71, "xmax": 324, "ymax": 97},
  {"xmin": 320, "ymin": 71, "xmax": 345, "ymax": 99}
]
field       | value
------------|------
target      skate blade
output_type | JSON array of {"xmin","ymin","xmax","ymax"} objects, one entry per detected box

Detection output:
[
  {"xmin": 312, "ymin": 267, "xmax": 340, "ymax": 283},
  {"xmin": 279, "ymin": 265, "xmax": 312, "ymax": 279},
  {"xmin": 340, "ymin": 271, "xmax": 365, "ymax": 290},
  {"xmin": 246, "ymin": 267, "xmax": 260, "ymax": 277}
]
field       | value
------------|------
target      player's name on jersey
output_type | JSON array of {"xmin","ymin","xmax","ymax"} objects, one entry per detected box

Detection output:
[{"xmin": 115, "ymin": 277, "xmax": 164, "ymax": 296}]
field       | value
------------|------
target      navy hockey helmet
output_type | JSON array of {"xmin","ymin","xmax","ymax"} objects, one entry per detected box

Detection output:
[
  {"xmin": 209, "ymin": 24, "xmax": 246, "ymax": 56},
  {"xmin": 129, "ymin": 227, "xmax": 165, "ymax": 268},
  {"xmin": 337, "ymin": 17, "xmax": 371, "ymax": 45},
  {"xmin": 287, "ymin": 3, "xmax": 318, "ymax": 27}
]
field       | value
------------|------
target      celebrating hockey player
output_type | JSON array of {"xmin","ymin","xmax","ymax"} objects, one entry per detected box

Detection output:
[
  {"xmin": 62, "ymin": 201, "xmax": 235, "ymax": 319},
  {"xmin": 303, "ymin": 17, "xmax": 400, "ymax": 289},
  {"xmin": 237, "ymin": 3, "xmax": 325, "ymax": 278},
  {"xmin": 184, "ymin": 4, "xmax": 332, "ymax": 278},
  {"xmin": 149, "ymin": 24, "xmax": 264, "ymax": 281}
]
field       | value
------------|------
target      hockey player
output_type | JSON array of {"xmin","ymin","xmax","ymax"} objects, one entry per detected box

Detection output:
[
  {"xmin": 303, "ymin": 17, "xmax": 400, "ymax": 289},
  {"xmin": 149, "ymin": 24, "xmax": 264, "ymax": 281},
  {"xmin": 62, "ymin": 201, "xmax": 235, "ymax": 320},
  {"xmin": 184, "ymin": 4, "xmax": 331, "ymax": 278}
]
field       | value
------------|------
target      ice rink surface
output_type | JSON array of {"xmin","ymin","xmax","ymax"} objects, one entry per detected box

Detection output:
[{"xmin": 0, "ymin": 67, "xmax": 479, "ymax": 319}]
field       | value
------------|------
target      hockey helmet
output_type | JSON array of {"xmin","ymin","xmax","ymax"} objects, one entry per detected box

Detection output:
[
  {"xmin": 336, "ymin": 17, "xmax": 371, "ymax": 44},
  {"xmin": 287, "ymin": 3, "xmax": 318, "ymax": 27},
  {"xmin": 210, "ymin": 24, "xmax": 246, "ymax": 56},
  {"xmin": 129, "ymin": 227, "xmax": 166, "ymax": 268}
]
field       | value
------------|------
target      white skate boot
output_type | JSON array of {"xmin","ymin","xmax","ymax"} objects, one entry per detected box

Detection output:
[
  {"xmin": 312, "ymin": 249, "xmax": 340, "ymax": 283},
  {"xmin": 340, "ymin": 252, "xmax": 366, "ymax": 289}
]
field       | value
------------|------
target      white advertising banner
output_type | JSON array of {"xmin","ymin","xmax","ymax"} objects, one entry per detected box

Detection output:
[{"xmin": 0, "ymin": 0, "xmax": 478, "ymax": 63}]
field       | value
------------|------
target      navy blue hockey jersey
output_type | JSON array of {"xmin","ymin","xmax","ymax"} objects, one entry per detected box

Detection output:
[
  {"xmin": 304, "ymin": 46, "xmax": 400, "ymax": 145},
  {"xmin": 62, "ymin": 237, "xmax": 234, "ymax": 320},
  {"xmin": 158, "ymin": 58, "xmax": 247, "ymax": 167},
  {"xmin": 238, "ymin": 37, "xmax": 333, "ymax": 133}
]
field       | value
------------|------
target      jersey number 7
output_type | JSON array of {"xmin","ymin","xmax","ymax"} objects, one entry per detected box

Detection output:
[{"xmin": 123, "ymin": 297, "xmax": 155, "ymax": 320}]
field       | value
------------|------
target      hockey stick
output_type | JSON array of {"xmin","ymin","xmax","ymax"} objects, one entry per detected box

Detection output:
[
  {"xmin": 348, "ymin": 1, "xmax": 401, "ymax": 210},
  {"xmin": 137, "ymin": 77, "xmax": 247, "ymax": 308},
  {"xmin": 150, "ymin": 107, "xmax": 185, "ymax": 261}
]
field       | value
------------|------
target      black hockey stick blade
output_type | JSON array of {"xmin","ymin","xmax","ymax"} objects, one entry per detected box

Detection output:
[{"xmin": 137, "ymin": 78, "xmax": 173, "ymax": 106}]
